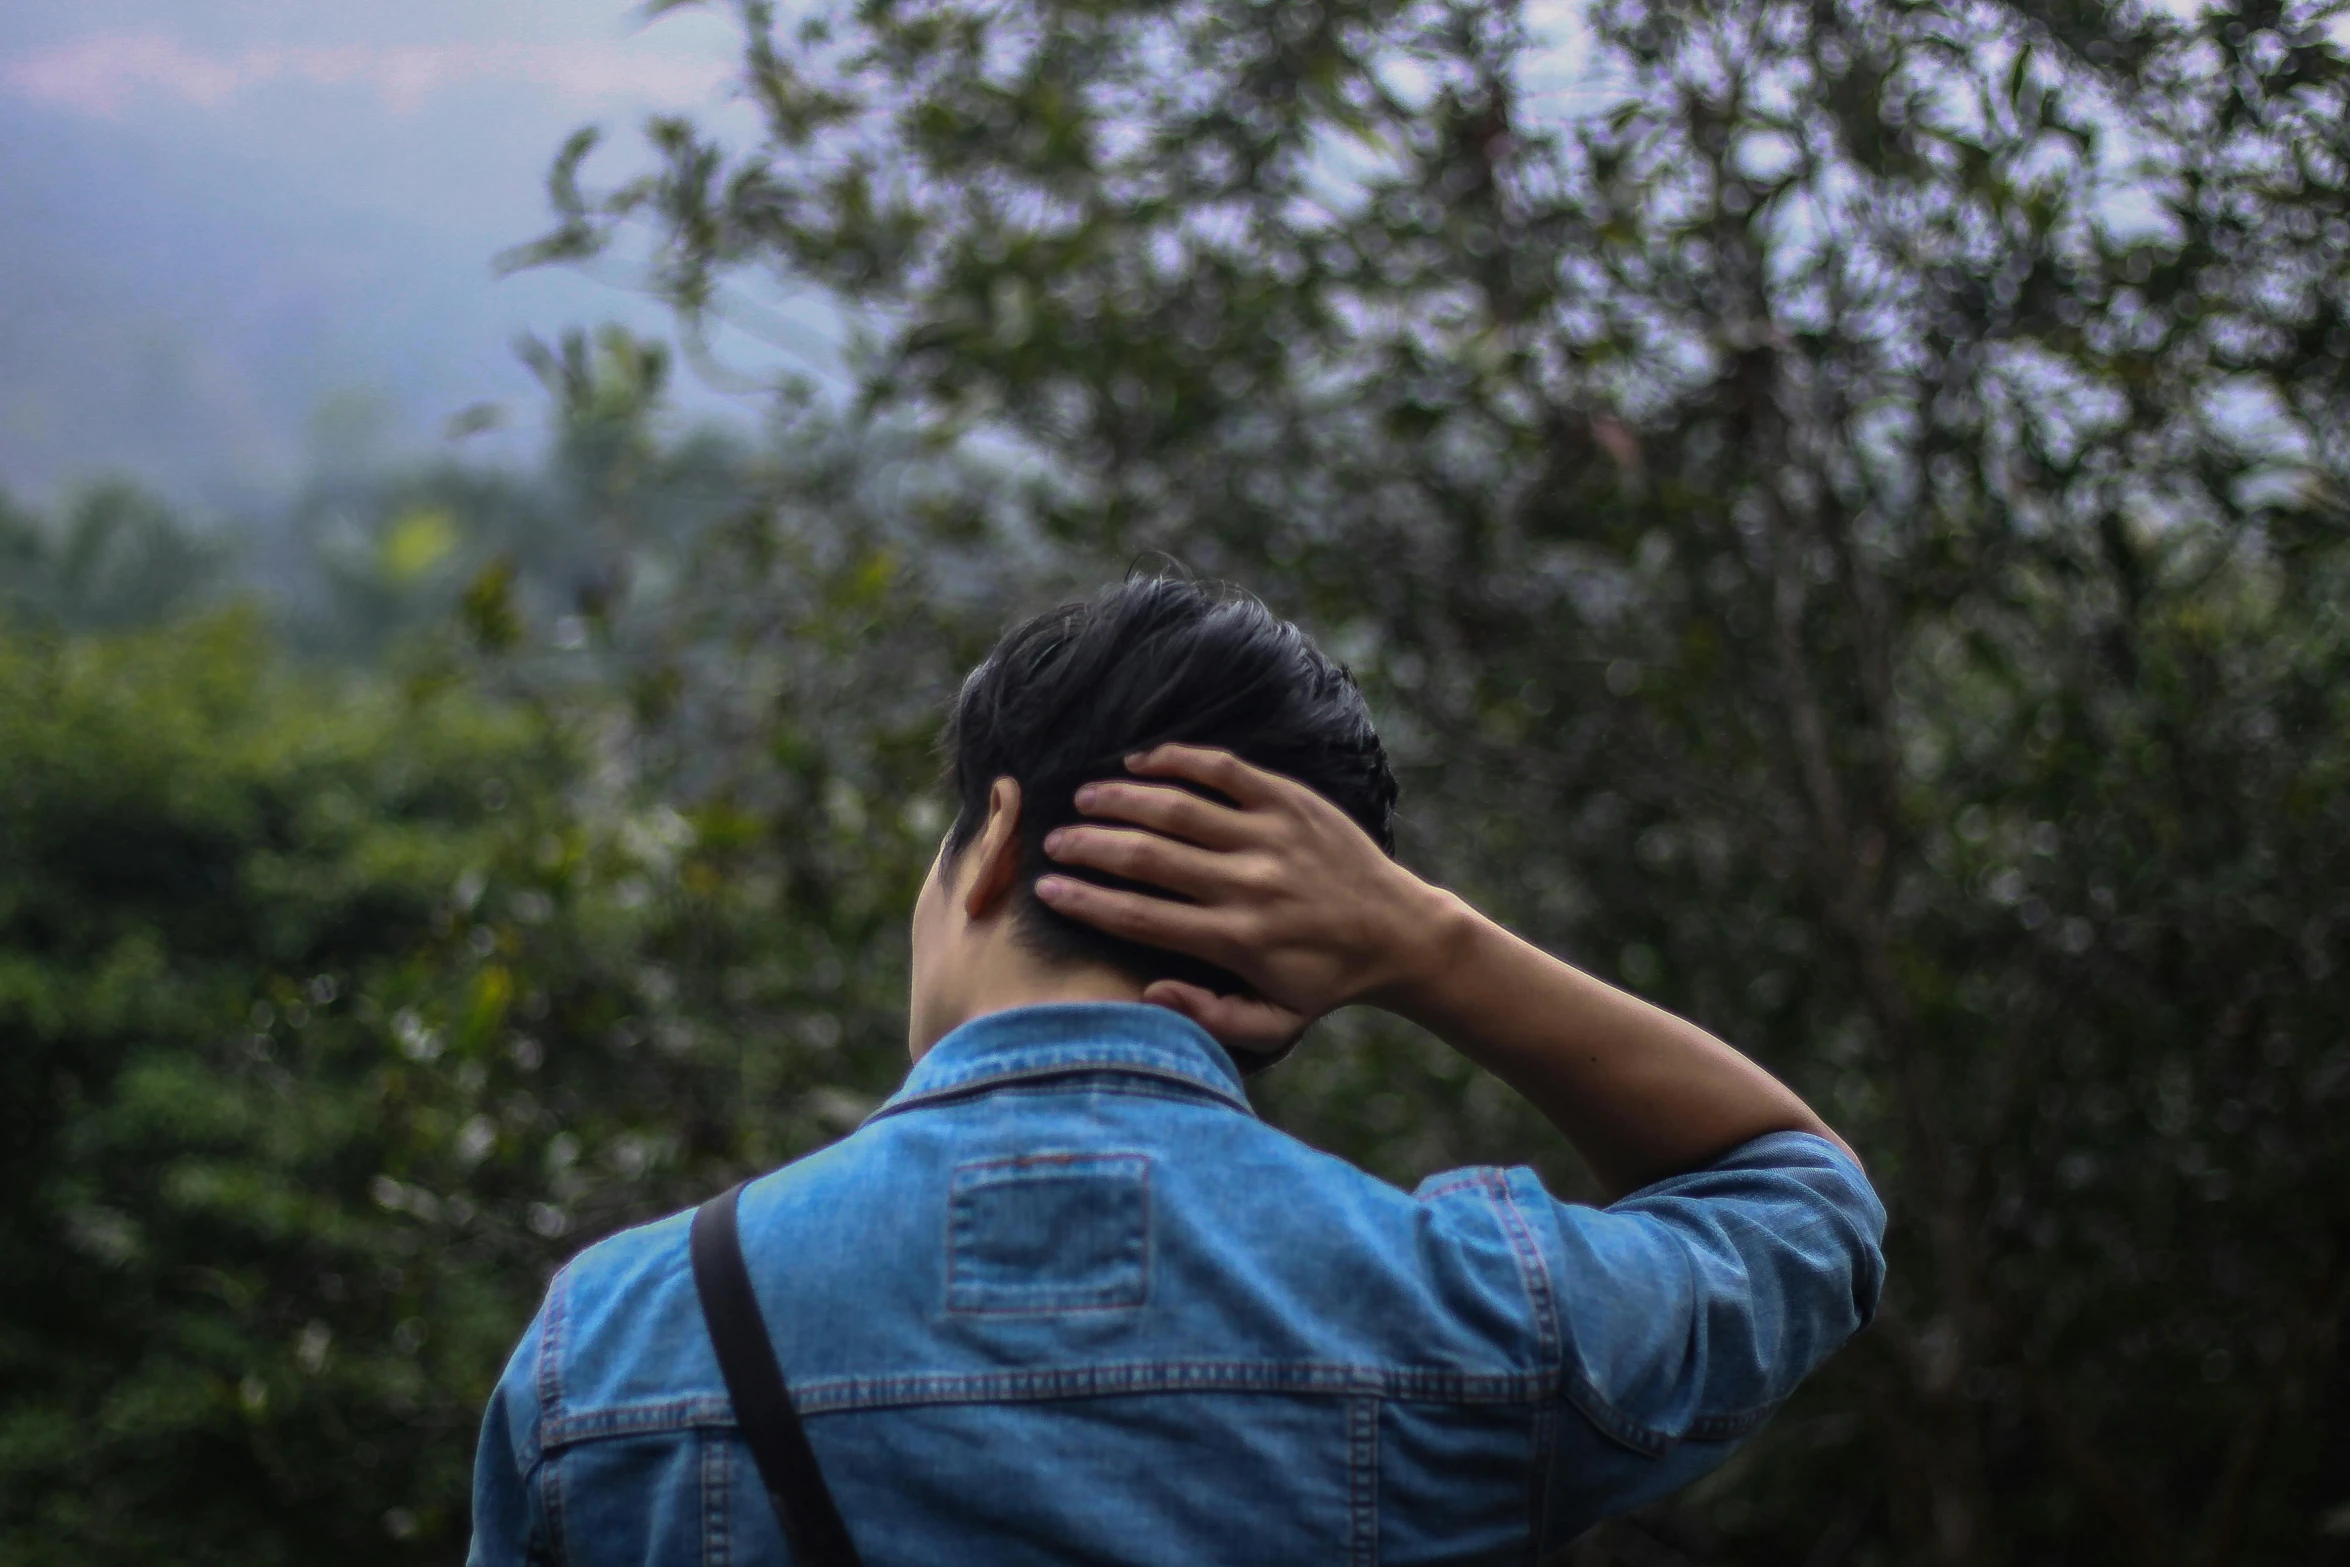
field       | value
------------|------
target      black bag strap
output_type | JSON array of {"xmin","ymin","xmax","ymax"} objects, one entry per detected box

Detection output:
[{"xmin": 689, "ymin": 1181, "xmax": 864, "ymax": 1567}]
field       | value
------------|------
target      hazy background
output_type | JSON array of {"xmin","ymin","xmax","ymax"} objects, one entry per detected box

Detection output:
[
  {"xmin": 0, "ymin": 0, "xmax": 1628, "ymax": 513},
  {"xmin": 0, "ymin": 0, "xmax": 765, "ymax": 508}
]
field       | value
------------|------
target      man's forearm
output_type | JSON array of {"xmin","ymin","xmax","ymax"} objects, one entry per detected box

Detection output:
[
  {"xmin": 1374, "ymin": 889, "xmax": 1853, "ymax": 1199},
  {"xmin": 1032, "ymin": 744, "xmax": 1851, "ymax": 1190}
]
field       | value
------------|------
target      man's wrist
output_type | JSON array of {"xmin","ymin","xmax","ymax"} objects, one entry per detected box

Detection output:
[{"xmin": 1363, "ymin": 881, "xmax": 1482, "ymax": 1018}]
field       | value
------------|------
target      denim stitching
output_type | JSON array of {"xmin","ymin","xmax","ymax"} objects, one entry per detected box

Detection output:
[
  {"xmin": 1558, "ymin": 1359, "xmax": 1786, "ymax": 1456},
  {"xmin": 535, "ymin": 1266, "xmax": 569, "ymax": 1426},
  {"xmin": 539, "ymin": 1363, "xmax": 1549, "ymax": 1447},
  {"xmin": 911, "ymin": 1044, "xmax": 1220, "ymax": 1086},
  {"xmin": 1523, "ymin": 1393, "xmax": 1555, "ymax": 1565},
  {"xmin": 537, "ymin": 1458, "xmax": 566, "ymax": 1566},
  {"xmin": 543, "ymin": 1396, "xmax": 734, "ymax": 1445},
  {"xmin": 536, "ymin": 1267, "xmax": 572, "ymax": 1560},
  {"xmin": 867, "ymin": 1059, "xmax": 1254, "ymax": 1124},
  {"xmin": 1546, "ymin": 1278, "xmax": 1786, "ymax": 1452},
  {"xmin": 896, "ymin": 1037, "xmax": 1245, "ymax": 1097},
  {"xmin": 1484, "ymin": 1160, "xmax": 1731, "ymax": 1453},
  {"xmin": 1413, "ymin": 1171, "xmax": 1491, "ymax": 1200},
  {"xmin": 786, "ymin": 1362, "xmax": 1546, "ymax": 1414},
  {"xmin": 1416, "ymin": 1171, "xmax": 1790, "ymax": 1457},
  {"xmin": 940, "ymin": 1294, "xmax": 1152, "ymax": 1315},
  {"xmin": 1481, "ymin": 1171, "xmax": 1563, "ymax": 1553},
  {"xmin": 1561, "ymin": 1366, "xmax": 1670, "ymax": 1456},
  {"xmin": 701, "ymin": 1427, "xmax": 729, "ymax": 1567},
  {"xmin": 1347, "ymin": 1394, "xmax": 1379, "ymax": 1567},
  {"xmin": 1484, "ymin": 1171, "xmax": 1560, "ymax": 1371},
  {"xmin": 919, "ymin": 1080, "xmax": 1241, "ymax": 1116},
  {"xmin": 945, "ymin": 1152, "xmax": 1152, "ymax": 1316},
  {"xmin": 1450, "ymin": 1361, "xmax": 1776, "ymax": 1456}
]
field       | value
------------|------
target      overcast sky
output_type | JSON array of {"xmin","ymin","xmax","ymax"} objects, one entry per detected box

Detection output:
[
  {"xmin": 0, "ymin": 0, "xmax": 771, "ymax": 508},
  {"xmin": 0, "ymin": 0, "xmax": 1613, "ymax": 512}
]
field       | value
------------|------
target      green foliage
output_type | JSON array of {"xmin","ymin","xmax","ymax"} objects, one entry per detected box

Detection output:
[
  {"xmin": 512, "ymin": 0, "xmax": 2350, "ymax": 1560},
  {"xmin": 0, "ymin": 419, "xmax": 1016, "ymax": 1558},
  {"xmin": 0, "ymin": 614, "xmax": 549, "ymax": 1562},
  {"xmin": 6, "ymin": 0, "xmax": 2350, "ymax": 1562},
  {"xmin": 0, "ymin": 481, "xmax": 224, "ymax": 630},
  {"xmin": 280, "ymin": 332, "xmax": 755, "ymax": 663},
  {"xmin": 0, "ymin": 604, "xmax": 901, "ymax": 1563}
]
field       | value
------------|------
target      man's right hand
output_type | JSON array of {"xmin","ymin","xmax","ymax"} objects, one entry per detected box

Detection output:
[
  {"xmin": 1034, "ymin": 743, "xmax": 1460, "ymax": 1046},
  {"xmin": 1038, "ymin": 741, "xmax": 1853, "ymax": 1196}
]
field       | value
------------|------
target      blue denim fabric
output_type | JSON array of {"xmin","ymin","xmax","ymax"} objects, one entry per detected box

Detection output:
[{"xmin": 471, "ymin": 1002, "xmax": 1884, "ymax": 1566}]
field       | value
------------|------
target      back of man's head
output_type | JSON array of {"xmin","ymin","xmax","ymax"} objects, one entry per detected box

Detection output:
[{"xmin": 941, "ymin": 576, "xmax": 1396, "ymax": 993}]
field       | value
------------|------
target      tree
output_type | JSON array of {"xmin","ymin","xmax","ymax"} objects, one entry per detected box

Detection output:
[
  {"xmin": 0, "ymin": 600, "xmax": 912, "ymax": 1563},
  {"xmin": 0, "ymin": 400, "xmax": 1010, "ymax": 1559},
  {"xmin": 519, "ymin": 0, "xmax": 2350, "ymax": 1560},
  {"xmin": 0, "ymin": 481, "xmax": 222, "ymax": 630}
]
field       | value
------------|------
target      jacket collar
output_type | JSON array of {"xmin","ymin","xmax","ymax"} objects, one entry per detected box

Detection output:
[{"xmin": 868, "ymin": 1001, "xmax": 1256, "ymax": 1123}]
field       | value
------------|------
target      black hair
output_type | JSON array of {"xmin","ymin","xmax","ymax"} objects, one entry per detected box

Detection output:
[{"xmin": 939, "ymin": 575, "xmax": 1397, "ymax": 993}]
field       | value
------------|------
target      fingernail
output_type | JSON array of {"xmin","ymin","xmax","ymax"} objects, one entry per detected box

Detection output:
[
  {"xmin": 1035, "ymin": 875, "xmax": 1068, "ymax": 900},
  {"xmin": 1043, "ymin": 829, "xmax": 1067, "ymax": 854},
  {"xmin": 1124, "ymin": 749, "xmax": 1152, "ymax": 768},
  {"xmin": 1073, "ymin": 784, "xmax": 1098, "ymax": 809}
]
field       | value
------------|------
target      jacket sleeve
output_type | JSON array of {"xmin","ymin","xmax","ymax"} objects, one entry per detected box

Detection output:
[
  {"xmin": 466, "ymin": 1299, "xmax": 551, "ymax": 1567},
  {"xmin": 1524, "ymin": 1131, "xmax": 1886, "ymax": 1548}
]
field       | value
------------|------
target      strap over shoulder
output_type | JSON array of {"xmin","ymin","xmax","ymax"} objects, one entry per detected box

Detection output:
[{"xmin": 690, "ymin": 1180, "xmax": 864, "ymax": 1567}]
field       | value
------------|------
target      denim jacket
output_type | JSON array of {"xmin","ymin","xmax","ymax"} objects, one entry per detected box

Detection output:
[{"xmin": 471, "ymin": 1002, "xmax": 1885, "ymax": 1565}]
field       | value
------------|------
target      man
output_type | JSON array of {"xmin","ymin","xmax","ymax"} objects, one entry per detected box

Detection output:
[{"xmin": 470, "ymin": 576, "xmax": 1884, "ymax": 1565}]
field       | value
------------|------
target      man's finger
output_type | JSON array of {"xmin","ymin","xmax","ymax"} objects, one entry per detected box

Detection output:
[
  {"xmin": 1140, "ymin": 981, "xmax": 1306, "ymax": 1065},
  {"xmin": 1034, "ymin": 875, "xmax": 1232, "ymax": 962},
  {"xmin": 1043, "ymin": 824, "xmax": 1229, "ymax": 901},
  {"xmin": 1123, "ymin": 743, "xmax": 1288, "ymax": 809},
  {"xmin": 1074, "ymin": 779, "xmax": 1255, "ymax": 849},
  {"xmin": 1138, "ymin": 979, "xmax": 1222, "ymax": 1028}
]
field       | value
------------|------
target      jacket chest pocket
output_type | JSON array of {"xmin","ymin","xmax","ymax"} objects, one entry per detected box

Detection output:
[{"xmin": 946, "ymin": 1152, "xmax": 1151, "ymax": 1314}]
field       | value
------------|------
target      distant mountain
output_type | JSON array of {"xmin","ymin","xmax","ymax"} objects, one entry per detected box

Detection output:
[
  {"xmin": 0, "ymin": 5, "xmax": 764, "ymax": 509},
  {"xmin": 0, "ymin": 0, "xmax": 1601, "ymax": 512}
]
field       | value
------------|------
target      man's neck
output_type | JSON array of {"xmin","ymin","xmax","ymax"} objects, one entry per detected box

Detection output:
[{"xmin": 914, "ymin": 950, "xmax": 1146, "ymax": 1061}]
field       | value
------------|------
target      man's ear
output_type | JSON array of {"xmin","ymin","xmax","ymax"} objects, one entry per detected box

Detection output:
[{"xmin": 963, "ymin": 776, "xmax": 1026, "ymax": 920}]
